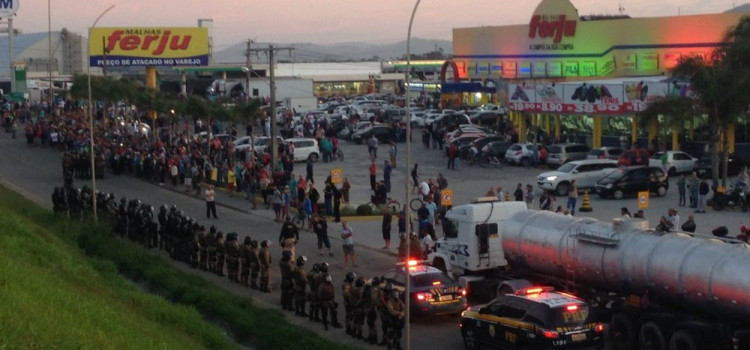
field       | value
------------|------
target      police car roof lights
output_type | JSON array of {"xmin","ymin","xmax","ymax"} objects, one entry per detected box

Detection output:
[{"xmin": 514, "ymin": 286, "xmax": 554, "ymax": 296}]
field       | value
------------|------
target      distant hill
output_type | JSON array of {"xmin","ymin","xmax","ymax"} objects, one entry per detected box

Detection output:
[{"xmin": 213, "ymin": 38, "xmax": 453, "ymax": 63}]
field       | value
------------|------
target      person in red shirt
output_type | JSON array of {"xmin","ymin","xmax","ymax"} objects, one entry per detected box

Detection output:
[{"xmin": 447, "ymin": 143, "xmax": 457, "ymax": 170}]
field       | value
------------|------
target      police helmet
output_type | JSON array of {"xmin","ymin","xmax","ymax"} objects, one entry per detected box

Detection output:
[
  {"xmin": 160, "ymin": 205, "xmax": 167, "ymax": 212},
  {"xmin": 312, "ymin": 263, "xmax": 320, "ymax": 272},
  {"xmin": 371, "ymin": 276, "xmax": 381, "ymax": 286},
  {"xmin": 355, "ymin": 276, "xmax": 365, "ymax": 288},
  {"xmin": 216, "ymin": 232, "xmax": 224, "ymax": 238},
  {"xmin": 320, "ymin": 262, "xmax": 329, "ymax": 273},
  {"xmin": 261, "ymin": 240, "xmax": 271, "ymax": 248},
  {"xmin": 170, "ymin": 205, "xmax": 178, "ymax": 212},
  {"xmin": 384, "ymin": 282, "xmax": 394, "ymax": 292},
  {"xmin": 391, "ymin": 290, "xmax": 400, "ymax": 299},
  {"xmin": 244, "ymin": 236, "xmax": 252, "ymax": 245},
  {"xmin": 109, "ymin": 193, "xmax": 115, "ymax": 199},
  {"xmin": 251, "ymin": 240, "xmax": 259, "ymax": 248},
  {"xmin": 282, "ymin": 250, "xmax": 292, "ymax": 260},
  {"xmin": 345, "ymin": 271, "xmax": 357, "ymax": 283},
  {"xmin": 121, "ymin": 197, "xmax": 127, "ymax": 204},
  {"xmin": 296, "ymin": 256, "xmax": 307, "ymax": 267},
  {"xmin": 209, "ymin": 225, "xmax": 217, "ymax": 234},
  {"xmin": 325, "ymin": 275, "xmax": 333, "ymax": 283}
]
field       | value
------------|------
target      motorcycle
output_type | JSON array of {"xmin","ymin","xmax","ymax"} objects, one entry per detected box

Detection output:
[{"xmin": 712, "ymin": 182, "xmax": 747, "ymax": 211}]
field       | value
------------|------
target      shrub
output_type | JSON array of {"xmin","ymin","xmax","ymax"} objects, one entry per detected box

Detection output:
[{"xmin": 355, "ymin": 204, "xmax": 373, "ymax": 215}]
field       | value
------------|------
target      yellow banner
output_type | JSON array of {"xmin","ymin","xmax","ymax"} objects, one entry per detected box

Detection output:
[{"xmin": 89, "ymin": 27, "xmax": 209, "ymax": 66}]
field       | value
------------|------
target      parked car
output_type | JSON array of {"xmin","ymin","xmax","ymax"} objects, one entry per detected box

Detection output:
[
  {"xmin": 469, "ymin": 111, "xmax": 502, "ymax": 128},
  {"xmin": 546, "ymin": 143, "xmax": 591, "ymax": 168},
  {"xmin": 505, "ymin": 143, "xmax": 542, "ymax": 166},
  {"xmin": 537, "ymin": 159, "xmax": 618, "ymax": 196},
  {"xmin": 351, "ymin": 124, "xmax": 394, "ymax": 144},
  {"xmin": 649, "ymin": 150, "xmax": 698, "ymax": 176},
  {"xmin": 381, "ymin": 262, "xmax": 467, "ymax": 317},
  {"xmin": 695, "ymin": 152, "xmax": 747, "ymax": 178},
  {"xmin": 617, "ymin": 148, "xmax": 651, "ymax": 167},
  {"xmin": 595, "ymin": 166, "xmax": 669, "ymax": 199},
  {"xmin": 587, "ymin": 147, "xmax": 624, "ymax": 160},
  {"xmin": 483, "ymin": 141, "xmax": 513, "ymax": 160},
  {"xmin": 450, "ymin": 135, "xmax": 483, "ymax": 159},
  {"xmin": 283, "ymin": 138, "xmax": 320, "ymax": 162}
]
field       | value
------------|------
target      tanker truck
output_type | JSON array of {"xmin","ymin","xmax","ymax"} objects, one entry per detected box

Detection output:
[{"xmin": 428, "ymin": 197, "xmax": 750, "ymax": 350}]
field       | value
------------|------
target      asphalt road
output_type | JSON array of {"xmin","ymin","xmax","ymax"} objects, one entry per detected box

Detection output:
[{"xmin": 2, "ymin": 125, "xmax": 748, "ymax": 350}]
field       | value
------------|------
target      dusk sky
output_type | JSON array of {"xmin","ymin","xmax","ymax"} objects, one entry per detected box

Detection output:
[{"xmin": 13, "ymin": 0, "xmax": 744, "ymax": 50}]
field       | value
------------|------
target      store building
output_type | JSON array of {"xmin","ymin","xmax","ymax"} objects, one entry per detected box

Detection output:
[{"xmin": 449, "ymin": 0, "xmax": 750, "ymax": 153}]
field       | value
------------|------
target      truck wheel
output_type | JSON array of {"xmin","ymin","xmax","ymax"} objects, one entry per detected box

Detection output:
[
  {"xmin": 555, "ymin": 182, "xmax": 570, "ymax": 196},
  {"xmin": 462, "ymin": 328, "xmax": 478, "ymax": 350},
  {"xmin": 614, "ymin": 190, "xmax": 624, "ymax": 200},
  {"xmin": 657, "ymin": 186, "xmax": 667, "ymax": 197},
  {"xmin": 432, "ymin": 258, "xmax": 447, "ymax": 274},
  {"xmin": 308, "ymin": 153, "xmax": 319, "ymax": 162},
  {"xmin": 669, "ymin": 331, "xmax": 698, "ymax": 350},
  {"xmin": 639, "ymin": 322, "xmax": 667, "ymax": 350},
  {"xmin": 610, "ymin": 313, "xmax": 637, "ymax": 350}
]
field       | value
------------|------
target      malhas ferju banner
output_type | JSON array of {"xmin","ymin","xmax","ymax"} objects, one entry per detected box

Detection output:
[{"xmin": 89, "ymin": 27, "xmax": 209, "ymax": 67}]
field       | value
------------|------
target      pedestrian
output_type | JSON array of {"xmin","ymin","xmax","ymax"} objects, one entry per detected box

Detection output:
[
  {"xmin": 312, "ymin": 214, "xmax": 333, "ymax": 257},
  {"xmin": 281, "ymin": 186, "xmax": 292, "ymax": 221},
  {"xmin": 341, "ymin": 221, "xmax": 359, "ymax": 268},
  {"xmin": 332, "ymin": 183, "xmax": 342, "ymax": 222},
  {"xmin": 667, "ymin": 208, "xmax": 680, "ymax": 231},
  {"xmin": 697, "ymin": 177, "xmax": 709, "ymax": 213},
  {"xmin": 368, "ymin": 134, "xmax": 379, "ymax": 159},
  {"xmin": 621, "ymin": 207, "xmax": 632, "ymax": 218},
  {"xmin": 306, "ymin": 157, "xmax": 314, "ymax": 184},
  {"xmin": 634, "ymin": 210, "xmax": 645, "ymax": 219},
  {"xmin": 567, "ymin": 180, "xmax": 578, "ymax": 215},
  {"xmin": 303, "ymin": 193, "xmax": 313, "ymax": 230},
  {"xmin": 411, "ymin": 163, "xmax": 419, "ymax": 194},
  {"xmin": 447, "ymin": 142, "xmax": 457, "ymax": 170},
  {"xmin": 279, "ymin": 250, "xmax": 296, "ymax": 311},
  {"xmin": 324, "ymin": 182, "xmax": 334, "ymax": 216},
  {"xmin": 382, "ymin": 207, "xmax": 392, "ymax": 249},
  {"xmin": 688, "ymin": 172, "xmax": 699, "ymax": 208},
  {"xmin": 318, "ymin": 274, "xmax": 341, "ymax": 331},
  {"xmin": 525, "ymin": 184, "xmax": 534, "ymax": 208},
  {"xmin": 259, "ymin": 240, "xmax": 272, "ymax": 293},
  {"xmin": 383, "ymin": 160, "xmax": 392, "ymax": 193},
  {"xmin": 388, "ymin": 141, "xmax": 397, "ymax": 168},
  {"xmin": 425, "ymin": 197, "xmax": 437, "ymax": 227},
  {"xmin": 656, "ymin": 216, "xmax": 670, "ymax": 232},
  {"xmin": 677, "ymin": 173, "xmax": 686, "ymax": 207},
  {"xmin": 681, "ymin": 214, "xmax": 696, "ymax": 233},
  {"xmin": 293, "ymin": 256, "xmax": 309, "ymax": 317},
  {"xmin": 342, "ymin": 177, "xmax": 351, "ymax": 206},
  {"xmin": 279, "ymin": 216, "xmax": 300, "ymax": 258},
  {"xmin": 513, "ymin": 183, "xmax": 524, "ymax": 201},
  {"xmin": 205, "ymin": 184, "xmax": 218, "ymax": 219},
  {"xmin": 272, "ymin": 186, "xmax": 283, "ymax": 221},
  {"xmin": 369, "ymin": 160, "xmax": 377, "ymax": 191},
  {"xmin": 539, "ymin": 190, "xmax": 553, "ymax": 210},
  {"xmin": 385, "ymin": 290, "xmax": 406, "ymax": 350},
  {"xmin": 495, "ymin": 186, "xmax": 504, "ymax": 201}
]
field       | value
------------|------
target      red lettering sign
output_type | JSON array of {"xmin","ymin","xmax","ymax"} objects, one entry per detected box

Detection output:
[
  {"xmin": 105, "ymin": 30, "xmax": 193, "ymax": 56},
  {"xmin": 528, "ymin": 15, "xmax": 577, "ymax": 43}
]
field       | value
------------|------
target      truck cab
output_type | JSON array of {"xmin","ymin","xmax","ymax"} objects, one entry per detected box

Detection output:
[{"xmin": 430, "ymin": 198, "xmax": 527, "ymax": 278}]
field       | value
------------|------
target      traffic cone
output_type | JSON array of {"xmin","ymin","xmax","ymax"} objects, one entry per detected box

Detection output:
[
  {"xmin": 505, "ymin": 192, "xmax": 510, "ymax": 201},
  {"xmin": 579, "ymin": 190, "xmax": 593, "ymax": 212}
]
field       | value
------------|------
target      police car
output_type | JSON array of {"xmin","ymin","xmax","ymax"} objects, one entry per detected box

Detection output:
[
  {"xmin": 381, "ymin": 260, "xmax": 467, "ymax": 317},
  {"xmin": 460, "ymin": 286, "xmax": 604, "ymax": 349}
]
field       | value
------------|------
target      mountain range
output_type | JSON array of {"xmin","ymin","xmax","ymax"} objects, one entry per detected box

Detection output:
[{"xmin": 212, "ymin": 38, "xmax": 453, "ymax": 63}]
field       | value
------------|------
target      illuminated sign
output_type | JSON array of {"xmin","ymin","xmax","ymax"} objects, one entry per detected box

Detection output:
[
  {"xmin": 89, "ymin": 27, "xmax": 209, "ymax": 67},
  {"xmin": 528, "ymin": 14, "xmax": 577, "ymax": 43}
]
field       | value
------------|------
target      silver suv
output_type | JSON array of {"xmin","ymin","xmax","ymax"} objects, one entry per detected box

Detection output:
[
  {"xmin": 546, "ymin": 143, "xmax": 591, "ymax": 168},
  {"xmin": 537, "ymin": 159, "xmax": 618, "ymax": 196}
]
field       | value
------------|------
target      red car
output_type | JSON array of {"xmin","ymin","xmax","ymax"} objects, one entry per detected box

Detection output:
[{"xmin": 617, "ymin": 148, "xmax": 650, "ymax": 167}]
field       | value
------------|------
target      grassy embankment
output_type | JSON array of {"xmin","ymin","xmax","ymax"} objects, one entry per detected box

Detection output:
[{"xmin": 0, "ymin": 184, "xmax": 352, "ymax": 350}]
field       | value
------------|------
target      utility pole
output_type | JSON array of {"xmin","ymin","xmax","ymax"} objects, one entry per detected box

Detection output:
[
  {"xmin": 245, "ymin": 40, "xmax": 252, "ymax": 102},
  {"xmin": 246, "ymin": 44, "xmax": 294, "ymax": 170}
]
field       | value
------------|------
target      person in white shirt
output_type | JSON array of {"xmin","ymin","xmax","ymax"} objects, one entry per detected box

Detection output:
[
  {"xmin": 667, "ymin": 208, "xmax": 680, "ymax": 231},
  {"xmin": 421, "ymin": 233, "xmax": 433, "ymax": 259},
  {"xmin": 419, "ymin": 181, "xmax": 430, "ymax": 200}
]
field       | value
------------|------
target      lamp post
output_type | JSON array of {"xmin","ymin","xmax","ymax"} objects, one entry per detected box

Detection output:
[
  {"xmin": 404, "ymin": 2, "xmax": 421, "ymax": 350},
  {"xmin": 87, "ymin": 4, "xmax": 115, "ymax": 223}
]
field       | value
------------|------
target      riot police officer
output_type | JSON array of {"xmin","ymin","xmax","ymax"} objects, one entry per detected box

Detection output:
[
  {"xmin": 259, "ymin": 240, "xmax": 272, "ymax": 293},
  {"xmin": 386, "ymin": 288, "xmax": 406, "ymax": 350},
  {"xmin": 249, "ymin": 240, "xmax": 261, "ymax": 289},
  {"xmin": 293, "ymin": 256, "xmax": 308, "ymax": 317},
  {"xmin": 239, "ymin": 237, "xmax": 252, "ymax": 286},
  {"xmin": 342, "ymin": 271, "xmax": 357, "ymax": 336},
  {"xmin": 279, "ymin": 250, "xmax": 296, "ymax": 310},
  {"xmin": 366, "ymin": 276, "xmax": 382, "ymax": 344},
  {"xmin": 318, "ymin": 274, "xmax": 336, "ymax": 331},
  {"xmin": 307, "ymin": 263, "xmax": 321, "ymax": 322},
  {"xmin": 350, "ymin": 276, "xmax": 366, "ymax": 339},
  {"xmin": 198, "ymin": 226, "xmax": 209, "ymax": 271},
  {"xmin": 225, "ymin": 232, "xmax": 241, "ymax": 282},
  {"xmin": 215, "ymin": 232, "xmax": 226, "ymax": 276},
  {"xmin": 207, "ymin": 226, "xmax": 218, "ymax": 272}
]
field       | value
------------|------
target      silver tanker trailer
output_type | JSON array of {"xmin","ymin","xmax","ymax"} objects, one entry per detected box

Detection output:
[{"xmin": 429, "ymin": 198, "xmax": 750, "ymax": 350}]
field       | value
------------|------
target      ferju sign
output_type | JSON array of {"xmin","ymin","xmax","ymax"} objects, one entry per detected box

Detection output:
[{"xmin": 89, "ymin": 27, "xmax": 209, "ymax": 67}]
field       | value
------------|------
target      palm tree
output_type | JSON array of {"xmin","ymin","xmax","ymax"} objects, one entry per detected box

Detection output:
[{"xmin": 670, "ymin": 17, "xmax": 750, "ymax": 186}]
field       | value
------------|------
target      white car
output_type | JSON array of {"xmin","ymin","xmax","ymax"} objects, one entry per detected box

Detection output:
[
  {"xmin": 284, "ymin": 138, "xmax": 320, "ymax": 162},
  {"xmin": 648, "ymin": 150, "xmax": 697, "ymax": 176},
  {"xmin": 505, "ymin": 143, "xmax": 541, "ymax": 166},
  {"xmin": 537, "ymin": 159, "xmax": 619, "ymax": 196}
]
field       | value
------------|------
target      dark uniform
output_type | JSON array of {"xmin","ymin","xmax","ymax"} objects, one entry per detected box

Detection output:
[
  {"xmin": 225, "ymin": 233, "xmax": 241, "ymax": 282},
  {"xmin": 350, "ymin": 277, "xmax": 366, "ymax": 339},
  {"xmin": 317, "ymin": 274, "xmax": 337, "ymax": 331},
  {"xmin": 386, "ymin": 290, "xmax": 406, "ymax": 350},
  {"xmin": 249, "ymin": 240, "xmax": 261, "ymax": 289},
  {"xmin": 342, "ymin": 272, "xmax": 356, "ymax": 336},
  {"xmin": 215, "ymin": 232, "xmax": 225, "ymax": 276},
  {"xmin": 259, "ymin": 240, "xmax": 272, "ymax": 292},
  {"xmin": 206, "ymin": 226, "xmax": 218, "ymax": 272},
  {"xmin": 279, "ymin": 250, "xmax": 296, "ymax": 310},
  {"xmin": 293, "ymin": 256, "xmax": 308, "ymax": 317},
  {"xmin": 198, "ymin": 228, "xmax": 209, "ymax": 271},
  {"xmin": 366, "ymin": 277, "xmax": 382, "ymax": 344},
  {"xmin": 307, "ymin": 264, "xmax": 321, "ymax": 322},
  {"xmin": 239, "ymin": 237, "xmax": 252, "ymax": 286}
]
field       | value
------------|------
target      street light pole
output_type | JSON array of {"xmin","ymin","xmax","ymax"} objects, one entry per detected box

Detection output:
[
  {"xmin": 404, "ymin": 1, "xmax": 421, "ymax": 350},
  {"xmin": 87, "ymin": 4, "xmax": 115, "ymax": 223}
]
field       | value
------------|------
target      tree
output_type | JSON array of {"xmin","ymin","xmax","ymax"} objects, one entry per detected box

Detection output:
[
  {"xmin": 640, "ymin": 94, "xmax": 702, "ymax": 151},
  {"xmin": 670, "ymin": 17, "xmax": 750, "ymax": 186}
]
